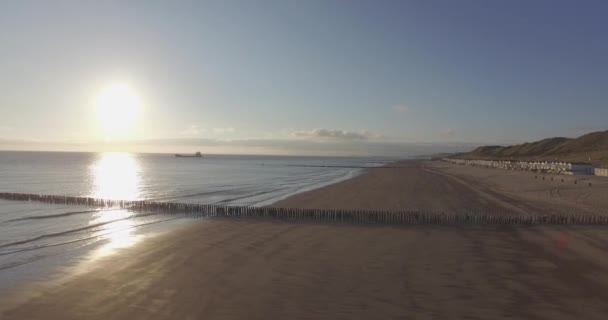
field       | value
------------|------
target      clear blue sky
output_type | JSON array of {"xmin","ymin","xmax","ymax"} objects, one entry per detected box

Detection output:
[{"xmin": 1, "ymin": 0, "xmax": 607, "ymax": 155}]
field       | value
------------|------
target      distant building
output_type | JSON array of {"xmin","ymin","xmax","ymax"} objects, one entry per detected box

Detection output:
[
  {"xmin": 442, "ymin": 158, "xmax": 595, "ymax": 175},
  {"xmin": 595, "ymin": 168, "xmax": 608, "ymax": 177},
  {"xmin": 570, "ymin": 163, "xmax": 594, "ymax": 175}
]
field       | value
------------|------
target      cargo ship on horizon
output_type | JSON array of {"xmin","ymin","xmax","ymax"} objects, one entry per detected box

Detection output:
[{"xmin": 175, "ymin": 152, "xmax": 203, "ymax": 158}]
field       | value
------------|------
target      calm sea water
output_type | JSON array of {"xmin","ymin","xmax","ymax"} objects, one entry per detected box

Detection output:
[{"xmin": 0, "ymin": 151, "xmax": 391, "ymax": 290}]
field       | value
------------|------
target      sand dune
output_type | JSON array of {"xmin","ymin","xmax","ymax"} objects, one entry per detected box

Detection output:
[{"xmin": 456, "ymin": 129, "xmax": 608, "ymax": 164}]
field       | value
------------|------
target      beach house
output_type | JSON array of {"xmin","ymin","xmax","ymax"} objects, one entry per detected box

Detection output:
[
  {"xmin": 595, "ymin": 167, "xmax": 608, "ymax": 177},
  {"xmin": 443, "ymin": 158, "xmax": 595, "ymax": 175}
]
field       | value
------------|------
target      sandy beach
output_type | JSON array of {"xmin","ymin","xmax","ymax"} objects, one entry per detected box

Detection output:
[
  {"xmin": 274, "ymin": 160, "xmax": 608, "ymax": 214},
  {"xmin": 3, "ymin": 160, "xmax": 608, "ymax": 319}
]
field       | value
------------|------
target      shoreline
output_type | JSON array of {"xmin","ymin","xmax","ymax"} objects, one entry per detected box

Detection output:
[
  {"xmin": 0, "ymin": 157, "xmax": 381, "ymax": 292},
  {"xmin": 4, "ymin": 160, "xmax": 608, "ymax": 319},
  {"xmin": 0, "ymin": 160, "xmax": 376, "ymax": 295},
  {"xmin": 257, "ymin": 164, "xmax": 367, "ymax": 207}
]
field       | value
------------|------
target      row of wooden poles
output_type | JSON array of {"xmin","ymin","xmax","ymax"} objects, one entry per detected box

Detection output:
[{"xmin": 1, "ymin": 192, "xmax": 607, "ymax": 226}]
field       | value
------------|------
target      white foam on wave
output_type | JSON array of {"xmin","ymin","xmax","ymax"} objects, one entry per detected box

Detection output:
[{"xmin": 253, "ymin": 167, "xmax": 365, "ymax": 207}]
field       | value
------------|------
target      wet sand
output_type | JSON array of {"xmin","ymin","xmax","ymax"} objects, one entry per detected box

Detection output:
[
  {"xmin": 3, "ymin": 160, "xmax": 608, "ymax": 319},
  {"xmin": 3, "ymin": 220, "xmax": 608, "ymax": 320}
]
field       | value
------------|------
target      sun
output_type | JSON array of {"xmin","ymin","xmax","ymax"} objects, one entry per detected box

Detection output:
[{"xmin": 95, "ymin": 83, "xmax": 141, "ymax": 139}]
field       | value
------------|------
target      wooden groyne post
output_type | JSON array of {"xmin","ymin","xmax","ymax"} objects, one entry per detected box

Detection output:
[{"xmin": 0, "ymin": 192, "xmax": 607, "ymax": 226}]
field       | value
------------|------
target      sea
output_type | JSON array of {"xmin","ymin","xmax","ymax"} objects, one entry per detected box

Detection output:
[{"xmin": 0, "ymin": 151, "xmax": 392, "ymax": 290}]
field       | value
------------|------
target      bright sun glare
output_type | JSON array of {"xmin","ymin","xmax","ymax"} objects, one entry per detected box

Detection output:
[
  {"xmin": 95, "ymin": 83, "xmax": 141, "ymax": 139},
  {"xmin": 88, "ymin": 152, "xmax": 142, "ymax": 257}
]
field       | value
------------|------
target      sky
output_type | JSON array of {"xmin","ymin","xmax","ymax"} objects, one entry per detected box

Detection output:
[{"xmin": 1, "ymin": 0, "xmax": 607, "ymax": 156}]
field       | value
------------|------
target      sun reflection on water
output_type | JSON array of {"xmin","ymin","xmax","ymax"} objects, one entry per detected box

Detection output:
[
  {"xmin": 89, "ymin": 152, "xmax": 142, "ymax": 257},
  {"xmin": 91, "ymin": 152, "xmax": 141, "ymax": 200}
]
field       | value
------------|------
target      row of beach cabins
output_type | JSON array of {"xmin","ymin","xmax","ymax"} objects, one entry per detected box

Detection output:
[{"xmin": 443, "ymin": 158, "xmax": 608, "ymax": 177}]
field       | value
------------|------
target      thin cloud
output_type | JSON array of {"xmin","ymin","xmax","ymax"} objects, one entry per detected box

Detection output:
[
  {"xmin": 127, "ymin": 138, "xmax": 476, "ymax": 156},
  {"xmin": 570, "ymin": 124, "xmax": 603, "ymax": 133},
  {"xmin": 0, "ymin": 136, "xmax": 479, "ymax": 157},
  {"xmin": 179, "ymin": 125, "xmax": 206, "ymax": 137},
  {"xmin": 438, "ymin": 128, "xmax": 456, "ymax": 137},
  {"xmin": 292, "ymin": 128, "xmax": 376, "ymax": 141},
  {"xmin": 180, "ymin": 125, "xmax": 236, "ymax": 136},
  {"xmin": 392, "ymin": 105, "xmax": 411, "ymax": 114},
  {"xmin": 0, "ymin": 126, "xmax": 13, "ymax": 138},
  {"xmin": 212, "ymin": 127, "xmax": 235, "ymax": 134}
]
